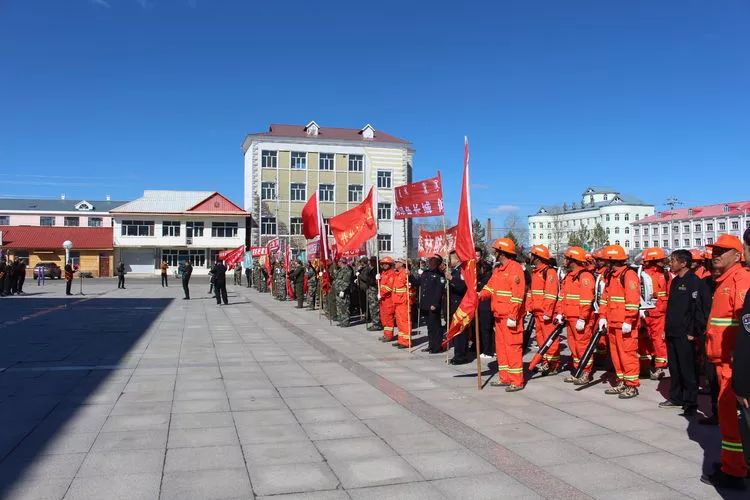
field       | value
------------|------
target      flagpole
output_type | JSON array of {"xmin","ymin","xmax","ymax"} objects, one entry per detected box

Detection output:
[
  {"xmin": 443, "ymin": 213, "xmax": 451, "ymax": 364},
  {"xmin": 474, "ymin": 265, "xmax": 482, "ymax": 390}
]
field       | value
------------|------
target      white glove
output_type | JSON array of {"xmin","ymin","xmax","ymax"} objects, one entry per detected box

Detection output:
[
  {"xmin": 377, "ymin": 294, "xmax": 381, "ymax": 300},
  {"xmin": 639, "ymin": 310, "xmax": 646, "ymax": 319},
  {"xmin": 338, "ymin": 291, "xmax": 344, "ymax": 298},
  {"xmin": 554, "ymin": 314, "xmax": 563, "ymax": 324},
  {"xmin": 622, "ymin": 322, "xmax": 632, "ymax": 334},
  {"xmin": 375, "ymin": 273, "xmax": 381, "ymax": 280},
  {"xmin": 543, "ymin": 315, "xmax": 551, "ymax": 321},
  {"xmin": 575, "ymin": 319, "xmax": 585, "ymax": 332},
  {"xmin": 418, "ymin": 269, "xmax": 423, "ymax": 275},
  {"xmin": 318, "ymin": 272, "xmax": 323, "ymax": 277},
  {"xmin": 598, "ymin": 318, "xmax": 607, "ymax": 330},
  {"xmin": 355, "ymin": 272, "xmax": 360, "ymax": 277},
  {"xmin": 506, "ymin": 318, "xmax": 517, "ymax": 328}
]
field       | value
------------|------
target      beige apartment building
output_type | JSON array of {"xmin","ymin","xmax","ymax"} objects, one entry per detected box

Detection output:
[{"xmin": 242, "ymin": 121, "xmax": 414, "ymax": 256}]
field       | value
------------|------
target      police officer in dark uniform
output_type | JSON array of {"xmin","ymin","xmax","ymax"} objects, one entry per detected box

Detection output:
[
  {"xmin": 419, "ymin": 255, "xmax": 445, "ymax": 353},
  {"xmin": 182, "ymin": 260, "xmax": 193, "ymax": 299},
  {"xmin": 446, "ymin": 251, "xmax": 468, "ymax": 364},
  {"xmin": 211, "ymin": 259, "xmax": 228, "ymax": 305}
]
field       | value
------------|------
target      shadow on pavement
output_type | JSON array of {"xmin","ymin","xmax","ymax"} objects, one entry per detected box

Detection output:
[{"xmin": 0, "ymin": 297, "xmax": 172, "ymax": 497}]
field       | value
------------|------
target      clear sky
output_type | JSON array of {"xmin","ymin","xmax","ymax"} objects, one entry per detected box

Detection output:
[{"xmin": 1, "ymin": 1, "xmax": 748, "ymax": 230}]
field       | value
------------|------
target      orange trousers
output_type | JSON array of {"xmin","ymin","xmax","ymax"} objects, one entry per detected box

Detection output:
[
  {"xmin": 395, "ymin": 301, "xmax": 411, "ymax": 347},
  {"xmin": 639, "ymin": 315, "xmax": 668, "ymax": 369},
  {"xmin": 380, "ymin": 300, "xmax": 395, "ymax": 340},
  {"xmin": 534, "ymin": 314, "xmax": 560, "ymax": 370},
  {"xmin": 608, "ymin": 326, "xmax": 640, "ymax": 387},
  {"xmin": 495, "ymin": 317, "xmax": 524, "ymax": 387},
  {"xmin": 566, "ymin": 317, "xmax": 594, "ymax": 374},
  {"xmin": 715, "ymin": 362, "xmax": 747, "ymax": 478}
]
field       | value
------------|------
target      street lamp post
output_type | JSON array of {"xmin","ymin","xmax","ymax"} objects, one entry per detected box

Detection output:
[{"xmin": 63, "ymin": 240, "xmax": 72, "ymax": 266}]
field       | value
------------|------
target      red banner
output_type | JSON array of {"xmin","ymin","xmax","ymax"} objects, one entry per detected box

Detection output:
[
  {"xmin": 250, "ymin": 246, "xmax": 268, "ymax": 258},
  {"xmin": 331, "ymin": 242, "xmax": 367, "ymax": 261},
  {"xmin": 394, "ymin": 172, "xmax": 445, "ymax": 219},
  {"xmin": 306, "ymin": 238, "xmax": 320, "ymax": 260},
  {"xmin": 418, "ymin": 226, "xmax": 458, "ymax": 258},
  {"xmin": 329, "ymin": 187, "xmax": 377, "ymax": 253},
  {"xmin": 218, "ymin": 245, "xmax": 245, "ymax": 268}
]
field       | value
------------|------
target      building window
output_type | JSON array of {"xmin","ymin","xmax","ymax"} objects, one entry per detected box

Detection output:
[
  {"xmin": 624, "ymin": 227, "xmax": 630, "ymax": 234},
  {"xmin": 606, "ymin": 227, "xmax": 611, "ymax": 235},
  {"xmin": 635, "ymin": 241, "xmax": 640, "ymax": 249},
  {"xmin": 671, "ymin": 225, "xmax": 678, "ymax": 234},
  {"xmin": 653, "ymin": 241, "xmax": 659, "ymax": 247},
  {"xmin": 634, "ymin": 228, "xmax": 639, "ymax": 236},
  {"xmin": 377, "ymin": 234, "xmax": 392, "ymax": 252},
  {"xmin": 732, "ymin": 221, "xmax": 739, "ymax": 230},
  {"xmin": 121, "ymin": 220, "xmax": 154, "ymax": 236},
  {"xmin": 64, "ymin": 217, "xmax": 79, "ymax": 227},
  {"xmin": 614, "ymin": 214, "xmax": 620, "ymax": 221},
  {"xmin": 377, "ymin": 170, "xmax": 392, "ymax": 188},
  {"xmin": 532, "ymin": 233, "xmax": 536, "ymax": 240},
  {"xmin": 635, "ymin": 214, "xmax": 640, "ymax": 221},
  {"xmin": 348, "ymin": 154, "xmax": 364, "ymax": 172},
  {"xmin": 290, "ymin": 183, "xmax": 306, "ymax": 201},
  {"xmin": 88, "ymin": 217, "xmax": 103, "ymax": 227},
  {"xmin": 319, "ymin": 153, "xmax": 335, "ymax": 170},
  {"xmin": 663, "ymin": 240, "xmax": 668, "ymax": 247},
  {"xmin": 189, "ymin": 249, "xmax": 207, "ymax": 267},
  {"xmin": 615, "ymin": 227, "xmax": 620, "ymax": 234},
  {"xmin": 624, "ymin": 214, "xmax": 630, "ymax": 221},
  {"xmin": 291, "ymin": 151, "xmax": 307, "ymax": 169},
  {"xmin": 644, "ymin": 228, "xmax": 649, "ymax": 236},
  {"xmin": 684, "ymin": 238, "xmax": 690, "ymax": 247},
  {"xmin": 261, "ymin": 182, "xmax": 276, "ymax": 200},
  {"xmin": 186, "ymin": 221, "xmax": 204, "ymax": 237},
  {"xmin": 548, "ymin": 233, "xmax": 551, "ymax": 239},
  {"xmin": 695, "ymin": 238, "xmax": 702, "ymax": 246},
  {"xmin": 746, "ymin": 220, "xmax": 750, "ymax": 229},
  {"xmin": 261, "ymin": 217, "xmax": 276, "ymax": 235},
  {"xmin": 319, "ymin": 184, "xmax": 334, "ymax": 202},
  {"xmin": 674, "ymin": 239, "xmax": 679, "ymax": 247},
  {"xmin": 661, "ymin": 226, "xmax": 667, "ymax": 234},
  {"xmin": 211, "ymin": 222, "xmax": 238, "ymax": 238},
  {"xmin": 162, "ymin": 221, "xmax": 181, "ymax": 237},
  {"xmin": 723, "ymin": 204, "xmax": 729, "ymax": 213},
  {"xmin": 695, "ymin": 223, "xmax": 701, "ymax": 232},
  {"xmin": 606, "ymin": 214, "xmax": 610, "ymax": 222},
  {"xmin": 615, "ymin": 240, "xmax": 620, "ymax": 245},
  {"xmin": 290, "ymin": 217, "xmax": 303, "ymax": 235},
  {"xmin": 162, "ymin": 249, "xmax": 189, "ymax": 268},
  {"xmin": 719, "ymin": 222, "xmax": 726, "ymax": 231},
  {"xmin": 706, "ymin": 223, "xmax": 713, "ymax": 231},
  {"xmin": 262, "ymin": 150, "xmax": 277, "ymax": 169},
  {"xmin": 0, "ymin": 216, "xmax": 9, "ymax": 225},
  {"xmin": 688, "ymin": 209, "xmax": 694, "ymax": 216},
  {"xmin": 322, "ymin": 218, "xmax": 331, "ymax": 237},
  {"xmin": 547, "ymin": 222, "xmax": 551, "ymax": 229},
  {"xmin": 377, "ymin": 202, "xmax": 391, "ymax": 220},
  {"xmin": 706, "ymin": 237, "xmax": 714, "ymax": 245},
  {"xmin": 624, "ymin": 240, "xmax": 630, "ymax": 248},
  {"xmin": 348, "ymin": 185, "xmax": 363, "ymax": 203}
]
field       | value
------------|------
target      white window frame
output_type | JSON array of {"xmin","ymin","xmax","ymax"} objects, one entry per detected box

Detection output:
[
  {"xmin": 88, "ymin": 217, "xmax": 103, "ymax": 227},
  {"xmin": 377, "ymin": 202, "xmax": 391, "ymax": 220},
  {"xmin": 377, "ymin": 170, "xmax": 392, "ymax": 188},
  {"xmin": 162, "ymin": 221, "xmax": 181, "ymax": 237},
  {"xmin": 64, "ymin": 216, "xmax": 80, "ymax": 227},
  {"xmin": 261, "ymin": 150, "xmax": 277, "ymax": 169},
  {"xmin": 186, "ymin": 221, "xmax": 204, "ymax": 238},
  {"xmin": 319, "ymin": 153, "xmax": 335, "ymax": 170},
  {"xmin": 319, "ymin": 184, "xmax": 334, "ymax": 202},
  {"xmin": 719, "ymin": 222, "xmax": 726, "ymax": 231},
  {"xmin": 291, "ymin": 151, "xmax": 307, "ymax": 169},
  {"xmin": 261, "ymin": 217, "xmax": 276, "ymax": 235},
  {"xmin": 261, "ymin": 182, "xmax": 276, "ymax": 200},
  {"xmin": 377, "ymin": 233, "xmax": 392, "ymax": 252},
  {"xmin": 290, "ymin": 183, "xmax": 306, "ymax": 201},
  {"xmin": 348, "ymin": 154, "xmax": 364, "ymax": 172},
  {"xmin": 290, "ymin": 217, "xmax": 303, "ymax": 235},
  {"xmin": 0, "ymin": 215, "xmax": 9, "ymax": 225},
  {"xmin": 121, "ymin": 220, "xmax": 154, "ymax": 236},
  {"xmin": 211, "ymin": 222, "xmax": 238, "ymax": 238},
  {"xmin": 348, "ymin": 184, "xmax": 363, "ymax": 203}
]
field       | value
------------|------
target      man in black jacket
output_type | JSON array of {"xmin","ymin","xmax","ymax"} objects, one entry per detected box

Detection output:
[
  {"xmin": 182, "ymin": 260, "xmax": 193, "ymax": 299},
  {"xmin": 211, "ymin": 260, "xmax": 228, "ymax": 305},
  {"xmin": 116, "ymin": 261, "xmax": 126, "ymax": 289},
  {"xmin": 445, "ymin": 251, "xmax": 468, "ymax": 362},
  {"xmin": 659, "ymin": 249, "xmax": 711, "ymax": 415},
  {"xmin": 289, "ymin": 259, "xmax": 305, "ymax": 308},
  {"xmin": 420, "ymin": 255, "xmax": 445, "ymax": 354}
]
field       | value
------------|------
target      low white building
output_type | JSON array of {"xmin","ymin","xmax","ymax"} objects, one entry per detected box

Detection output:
[
  {"xmin": 528, "ymin": 187, "xmax": 655, "ymax": 255},
  {"xmin": 111, "ymin": 190, "xmax": 248, "ymax": 275},
  {"xmin": 632, "ymin": 200, "xmax": 750, "ymax": 251}
]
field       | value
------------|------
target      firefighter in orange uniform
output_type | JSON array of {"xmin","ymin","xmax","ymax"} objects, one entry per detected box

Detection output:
[
  {"xmin": 592, "ymin": 248, "xmax": 610, "ymax": 366},
  {"xmin": 691, "ymin": 249, "xmax": 710, "ymax": 279},
  {"xmin": 599, "ymin": 244, "xmax": 641, "ymax": 399},
  {"xmin": 555, "ymin": 247, "xmax": 596, "ymax": 384},
  {"xmin": 639, "ymin": 248, "xmax": 670, "ymax": 380},
  {"xmin": 378, "ymin": 257, "xmax": 396, "ymax": 342},
  {"xmin": 479, "ymin": 238, "xmax": 526, "ymax": 392},
  {"xmin": 527, "ymin": 245, "xmax": 560, "ymax": 375},
  {"xmin": 700, "ymin": 234, "xmax": 750, "ymax": 490},
  {"xmin": 392, "ymin": 259, "xmax": 411, "ymax": 349}
]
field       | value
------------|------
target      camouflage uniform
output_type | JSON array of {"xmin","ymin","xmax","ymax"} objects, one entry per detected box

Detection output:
[
  {"xmin": 305, "ymin": 265, "xmax": 318, "ymax": 309},
  {"xmin": 366, "ymin": 263, "xmax": 382, "ymax": 330},
  {"xmin": 274, "ymin": 265, "xmax": 287, "ymax": 300},
  {"xmin": 334, "ymin": 262, "xmax": 353, "ymax": 327}
]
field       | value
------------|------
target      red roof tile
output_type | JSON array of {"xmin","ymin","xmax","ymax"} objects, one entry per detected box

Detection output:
[
  {"xmin": 0, "ymin": 226, "xmax": 113, "ymax": 250},
  {"xmin": 188, "ymin": 193, "xmax": 247, "ymax": 214},
  {"xmin": 633, "ymin": 201, "xmax": 750, "ymax": 224},
  {"xmin": 249, "ymin": 124, "xmax": 409, "ymax": 144}
]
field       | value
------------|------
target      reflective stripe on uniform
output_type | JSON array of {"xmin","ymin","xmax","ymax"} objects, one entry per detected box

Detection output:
[
  {"xmin": 721, "ymin": 440, "xmax": 744, "ymax": 452},
  {"xmin": 710, "ymin": 317, "xmax": 740, "ymax": 326}
]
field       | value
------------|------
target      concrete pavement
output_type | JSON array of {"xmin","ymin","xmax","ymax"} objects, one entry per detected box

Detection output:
[{"xmin": 0, "ymin": 278, "xmax": 743, "ymax": 499}]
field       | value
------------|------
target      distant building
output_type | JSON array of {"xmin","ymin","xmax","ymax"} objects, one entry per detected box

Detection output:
[
  {"xmin": 0, "ymin": 196, "xmax": 126, "ymax": 228},
  {"xmin": 111, "ymin": 190, "xmax": 248, "ymax": 274},
  {"xmin": 528, "ymin": 187, "xmax": 655, "ymax": 255},
  {"xmin": 632, "ymin": 201, "xmax": 750, "ymax": 251},
  {"xmin": 241, "ymin": 121, "xmax": 414, "ymax": 257}
]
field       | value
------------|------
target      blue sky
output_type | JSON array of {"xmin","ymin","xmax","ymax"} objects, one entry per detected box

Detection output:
[{"xmin": 1, "ymin": 0, "xmax": 748, "ymax": 230}]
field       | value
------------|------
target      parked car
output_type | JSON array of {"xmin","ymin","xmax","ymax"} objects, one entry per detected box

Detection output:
[{"xmin": 33, "ymin": 263, "xmax": 62, "ymax": 279}]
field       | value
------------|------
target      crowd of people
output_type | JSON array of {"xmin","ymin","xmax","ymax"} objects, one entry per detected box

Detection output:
[
  {"xmin": 250, "ymin": 230, "xmax": 750, "ymax": 491},
  {"xmin": 0, "ymin": 257, "xmax": 28, "ymax": 296}
]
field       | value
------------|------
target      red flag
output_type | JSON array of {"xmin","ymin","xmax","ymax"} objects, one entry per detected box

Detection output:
[
  {"xmin": 418, "ymin": 225, "xmax": 458, "ymax": 258},
  {"xmin": 301, "ymin": 192, "xmax": 320, "ymax": 239},
  {"xmin": 444, "ymin": 138, "xmax": 478, "ymax": 346},
  {"xmin": 285, "ymin": 244, "xmax": 295, "ymax": 299},
  {"xmin": 394, "ymin": 172, "xmax": 445, "ymax": 219},
  {"xmin": 329, "ymin": 187, "xmax": 376, "ymax": 253},
  {"xmin": 218, "ymin": 245, "xmax": 245, "ymax": 268}
]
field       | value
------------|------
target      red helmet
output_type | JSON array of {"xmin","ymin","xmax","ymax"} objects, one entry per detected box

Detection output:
[
  {"xmin": 603, "ymin": 245, "xmax": 628, "ymax": 261},
  {"xmin": 564, "ymin": 246, "xmax": 587, "ymax": 263},
  {"xmin": 492, "ymin": 238, "xmax": 517, "ymax": 256},
  {"xmin": 642, "ymin": 247, "xmax": 666, "ymax": 263},
  {"xmin": 530, "ymin": 244, "xmax": 551, "ymax": 261},
  {"xmin": 592, "ymin": 248, "xmax": 605, "ymax": 260}
]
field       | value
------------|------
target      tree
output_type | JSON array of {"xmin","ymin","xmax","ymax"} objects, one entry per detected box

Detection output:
[
  {"xmin": 472, "ymin": 218, "xmax": 486, "ymax": 249},
  {"xmin": 549, "ymin": 213, "xmax": 566, "ymax": 258},
  {"xmin": 591, "ymin": 222, "xmax": 607, "ymax": 249},
  {"xmin": 567, "ymin": 226, "xmax": 592, "ymax": 249},
  {"xmin": 502, "ymin": 213, "xmax": 529, "ymax": 252}
]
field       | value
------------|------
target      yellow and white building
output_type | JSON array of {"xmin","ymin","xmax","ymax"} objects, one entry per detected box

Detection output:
[{"xmin": 242, "ymin": 121, "xmax": 414, "ymax": 256}]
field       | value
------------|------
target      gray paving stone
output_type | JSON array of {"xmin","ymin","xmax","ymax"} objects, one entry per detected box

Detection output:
[
  {"xmin": 101, "ymin": 413, "xmax": 170, "ymax": 432},
  {"xmin": 477, "ymin": 423, "xmax": 557, "ymax": 445},
  {"xmin": 169, "ymin": 411, "xmax": 234, "ymax": 429},
  {"xmin": 283, "ymin": 395, "xmax": 343, "ymax": 409},
  {"xmin": 2, "ymin": 477, "xmax": 72, "ymax": 500},
  {"xmin": 165, "ymin": 445, "xmax": 245, "ymax": 472},
  {"xmin": 233, "ymin": 408, "xmax": 298, "ymax": 426},
  {"xmin": 431, "ymin": 471, "xmax": 542, "ymax": 499},
  {"xmin": 229, "ymin": 397, "xmax": 288, "ymax": 411},
  {"xmin": 110, "ymin": 400, "xmax": 172, "ymax": 416},
  {"xmin": 292, "ymin": 406, "xmax": 357, "ymax": 423},
  {"xmin": 574, "ymin": 433, "xmax": 661, "ymax": 458},
  {"xmin": 248, "ymin": 462, "xmax": 340, "ymax": 496},
  {"xmin": 171, "ymin": 398, "xmax": 230, "ymax": 413},
  {"xmin": 614, "ymin": 451, "xmax": 701, "ymax": 482},
  {"xmin": 91, "ymin": 429, "xmax": 167, "ymax": 451},
  {"xmin": 363, "ymin": 415, "xmax": 436, "ymax": 436},
  {"xmin": 381, "ymin": 431, "xmax": 464, "ymax": 455},
  {"xmin": 243, "ymin": 440, "xmax": 323, "ymax": 466},
  {"xmin": 237, "ymin": 423, "xmax": 309, "ymax": 444},
  {"xmin": 402, "ymin": 449, "xmax": 496, "ymax": 480},
  {"xmin": 160, "ymin": 468, "xmax": 253, "ymax": 500},
  {"xmin": 504, "ymin": 438, "xmax": 594, "ymax": 467},
  {"xmin": 258, "ymin": 492, "xmax": 349, "ymax": 500},
  {"xmin": 0, "ymin": 452, "xmax": 85, "ymax": 481},
  {"xmin": 167, "ymin": 426, "xmax": 239, "ymax": 448},
  {"xmin": 545, "ymin": 460, "xmax": 649, "ymax": 496},
  {"xmin": 64, "ymin": 473, "xmax": 161, "ymax": 500},
  {"xmin": 315, "ymin": 436, "xmax": 396, "ymax": 461},
  {"xmin": 303, "ymin": 421, "xmax": 374, "ymax": 441},
  {"xmin": 593, "ymin": 482, "xmax": 691, "ymax": 500},
  {"xmin": 327, "ymin": 456, "xmax": 422, "ymax": 489},
  {"xmin": 17, "ymin": 431, "xmax": 98, "ymax": 456},
  {"xmin": 348, "ymin": 482, "xmax": 446, "ymax": 500},
  {"xmin": 77, "ymin": 449, "xmax": 165, "ymax": 477}
]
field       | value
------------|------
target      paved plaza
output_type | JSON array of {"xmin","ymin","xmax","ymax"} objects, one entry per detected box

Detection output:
[{"xmin": 0, "ymin": 278, "xmax": 744, "ymax": 499}]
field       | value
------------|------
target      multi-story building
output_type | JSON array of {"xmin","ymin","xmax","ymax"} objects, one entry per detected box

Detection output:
[
  {"xmin": 632, "ymin": 200, "xmax": 750, "ymax": 251},
  {"xmin": 111, "ymin": 190, "xmax": 248, "ymax": 274},
  {"xmin": 0, "ymin": 196, "xmax": 126, "ymax": 228},
  {"xmin": 528, "ymin": 187, "xmax": 655, "ymax": 255},
  {"xmin": 241, "ymin": 121, "xmax": 414, "ymax": 257}
]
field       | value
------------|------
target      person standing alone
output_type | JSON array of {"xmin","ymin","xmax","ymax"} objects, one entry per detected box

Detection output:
[
  {"xmin": 64, "ymin": 260, "xmax": 75, "ymax": 296},
  {"xmin": 182, "ymin": 260, "xmax": 193, "ymax": 299},
  {"xmin": 160, "ymin": 260, "xmax": 169, "ymax": 287},
  {"xmin": 117, "ymin": 261, "xmax": 126, "ymax": 289},
  {"xmin": 211, "ymin": 259, "xmax": 228, "ymax": 305}
]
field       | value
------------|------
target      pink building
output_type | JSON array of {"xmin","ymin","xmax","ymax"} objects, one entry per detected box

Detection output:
[{"xmin": 0, "ymin": 197, "xmax": 127, "ymax": 228}]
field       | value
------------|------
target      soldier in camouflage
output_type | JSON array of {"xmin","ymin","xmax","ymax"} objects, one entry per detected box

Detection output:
[
  {"xmin": 274, "ymin": 262, "xmax": 287, "ymax": 301},
  {"xmin": 334, "ymin": 258, "xmax": 353, "ymax": 327},
  {"xmin": 326, "ymin": 260, "xmax": 338, "ymax": 321},
  {"xmin": 364, "ymin": 256, "xmax": 382, "ymax": 331},
  {"xmin": 305, "ymin": 260, "xmax": 318, "ymax": 310}
]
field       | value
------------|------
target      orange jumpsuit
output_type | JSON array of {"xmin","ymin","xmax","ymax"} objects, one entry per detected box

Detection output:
[
  {"xmin": 392, "ymin": 269, "xmax": 411, "ymax": 347},
  {"xmin": 600, "ymin": 266, "xmax": 641, "ymax": 387},
  {"xmin": 640, "ymin": 266, "xmax": 669, "ymax": 370},
  {"xmin": 479, "ymin": 259, "xmax": 526, "ymax": 387},
  {"xmin": 705, "ymin": 264, "xmax": 750, "ymax": 478},
  {"xmin": 694, "ymin": 265, "xmax": 710, "ymax": 280},
  {"xmin": 593, "ymin": 271, "xmax": 610, "ymax": 362},
  {"xmin": 527, "ymin": 264, "xmax": 559, "ymax": 370},
  {"xmin": 379, "ymin": 269, "xmax": 396, "ymax": 340},
  {"xmin": 556, "ymin": 268, "xmax": 596, "ymax": 375}
]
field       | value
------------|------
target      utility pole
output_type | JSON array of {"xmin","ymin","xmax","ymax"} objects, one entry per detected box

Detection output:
[{"xmin": 665, "ymin": 197, "xmax": 682, "ymax": 250}]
